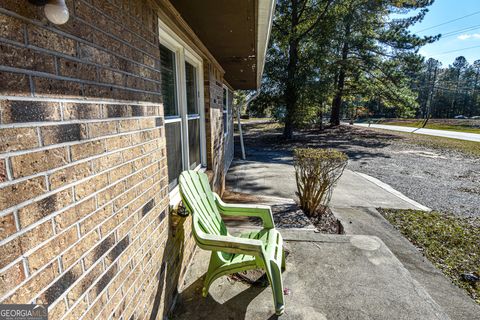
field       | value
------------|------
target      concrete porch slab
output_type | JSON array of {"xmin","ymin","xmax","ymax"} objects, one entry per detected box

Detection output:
[{"xmin": 172, "ymin": 231, "xmax": 449, "ymax": 320}]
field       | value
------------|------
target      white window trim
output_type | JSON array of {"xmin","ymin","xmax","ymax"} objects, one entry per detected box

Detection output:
[{"xmin": 158, "ymin": 20, "xmax": 207, "ymax": 206}]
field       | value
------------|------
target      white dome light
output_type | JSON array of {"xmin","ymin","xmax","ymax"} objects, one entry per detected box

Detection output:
[{"xmin": 44, "ymin": 0, "xmax": 69, "ymax": 25}]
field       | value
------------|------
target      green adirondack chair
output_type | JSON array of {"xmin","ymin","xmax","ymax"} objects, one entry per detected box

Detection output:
[{"xmin": 179, "ymin": 170, "xmax": 286, "ymax": 315}]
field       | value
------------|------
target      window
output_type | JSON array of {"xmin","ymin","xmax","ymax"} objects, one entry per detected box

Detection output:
[
  {"xmin": 159, "ymin": 27, "xmax": 205, "ymax": 193},
  {"xmin": 186, "ymin": 62, "xmax": 201, "ymax": 169},
  {"xmin": 160, "ymin": 44, "xmax": 178, "ymax": 117}
]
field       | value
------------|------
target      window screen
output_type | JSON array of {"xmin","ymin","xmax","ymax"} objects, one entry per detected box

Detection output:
[
  {"xmin": 188, "ymin": 119, "xmax": 201, "ymax": 169},
  {"xmin": 185, "ymin": 62, "xmax": 198, "ymax": 115},
  {"xmin": 166, "ymin": 121, "xmax": 182, "ymax": 190},
  {"xmin": 160, "ymin": 44, "xmax": 178, "ymax": 116}
]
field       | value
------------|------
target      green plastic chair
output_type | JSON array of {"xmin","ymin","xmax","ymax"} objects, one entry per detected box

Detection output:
[{"xmin": 179, "ymin": 170, "xmax": 286, "ymax": 315}]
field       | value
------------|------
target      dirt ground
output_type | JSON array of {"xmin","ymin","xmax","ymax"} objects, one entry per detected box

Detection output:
[{"xmin": 234, "ymin": 122, "xmax": 480, "ymax": 217}]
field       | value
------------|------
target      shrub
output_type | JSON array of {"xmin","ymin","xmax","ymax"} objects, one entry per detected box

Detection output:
[{"xmin": 293, "ymin": 148, "xmax": 348, "ymax": 216}]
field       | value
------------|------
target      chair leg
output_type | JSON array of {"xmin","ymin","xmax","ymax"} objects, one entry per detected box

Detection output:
[
  {"xmin": 202, "ymin": 275, "xmax": 212, "ymax": 297},
  {"xmin": 281, "ymin": 248, "xmax": 286, "ymax": 272},
  {"xmin": 266, "ymin": 261, "xmax": 285, "ymax": 316},
  {"xmin": 202, "ymin": 253, "xmax": 218, "ymax": 297}
]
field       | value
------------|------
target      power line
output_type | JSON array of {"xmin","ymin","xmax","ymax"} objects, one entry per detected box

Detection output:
[
  {"xmin": 433, "ymin": 44, "xmax": 480, "ymax": 56},
  {"xmin": 441, "ymin": 24, "xmax": 480, "ymax": 37},
  {"xmin": 417, "ymin": 10, "xmax": 480, "ymax": 33}
]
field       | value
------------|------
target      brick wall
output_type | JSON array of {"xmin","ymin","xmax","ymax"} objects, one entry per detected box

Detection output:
[
  {"xmin": 203, "ymin": 62, "xmax": 226, "ymax": 193},
  {"xmin": 0, "ymin": 1, "xmax": 197, "ymax": 319}
]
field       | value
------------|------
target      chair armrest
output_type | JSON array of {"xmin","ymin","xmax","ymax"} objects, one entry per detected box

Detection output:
[
  {"xmin": 192, "ymin": 214, "xmax": 264, "ymax": 255},
  {"xmin": 213, "ymin": 193, "xmax": 275, "ymax": 229}
]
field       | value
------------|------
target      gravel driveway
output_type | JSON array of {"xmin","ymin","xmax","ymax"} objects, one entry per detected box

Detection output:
[{"xmin": 235, "ymin": 123, "xmax": 480, "ymax": 217}]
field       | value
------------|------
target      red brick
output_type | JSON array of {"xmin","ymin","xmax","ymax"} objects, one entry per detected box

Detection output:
[
  {"xmin": 0, "ymin": 213, "xmax": 17, "ymax": 242},
  {"xmin": 0, "ymin": 176, "xmax": 47, "ymax": 211},
  {"xmin": 0, "ymin": 100, "xmax": 62, "ymax": 124},
  {"xmin": 0, "ymin": 220, "xmax": 53, "ymax": 270},
  {"xmin": 27, "ymin": 25, "xmax": 76, "ymax": 56},
  {"xmin": 62, "ymin": 229, "xmax": 100, "ymax": 270},
  {"xmin": 49, "ymin": 161, "xmax": 93, "ymax": 190},
  {"xmin": 0, "ymin": 159, "xmax": 7, "ymax": 183},
  {"xmin": 0, "ymin": 127, "xmax": 39, "ymax": 153},
  {"xmin": 0, "ymin": 261, "xmax": 26, "ymax": 297},
  {"xmin": 33, "ymin": 77, "xmax": 83, "ymax": 98},
  {"xmin": 58, "ymin": 58, "xmax": 97, "ymax": 81},
  {"xmin": 74, "ymin": 173, "xmax": 109, "ymax": 200},
  {"xmin": 0, "ymin": 1, "xmax": 44, "ymax": 20},
  {"xmin": 40, "ymin": 124, "xmax": 88, "ymax": 145},
  {"xmin": 10, "ymin": 147, "xmax": 69, "ymax": 178},
  {"xmin": 54, "ymin": 197, "xmax": 96, "ymax": 232},
  {"xmin": 18, "ymin": 189, "xmax": 73, "ymax": 228},
  {"xmin": 0, "ymin": 72, "xmax": 30, "ymax": 96},
  {"xmin": 92, "ymin": 152, "xmax": 123, "ymax": 173},
  {"xmin": 87, "ymin": 121, "xmax": 117, "ymax": 138},
  {"xmin": 80, "ymin": 204, "xmax": 113, "ymax": 236},
  {"xmin": 70, "ymin": 140, "xmax": 105, "ymax": 161},
  {"xmin": 0, "ymin": 43, "xmax": 56, "ymax": 74},
  {"xmin": 0, "ymin": 12, "xmax": 25, "ymax": 43},
  {"xmin": 66, "ymin": 262, "xmax": 103, "ymax": 306},
  {"xmin": 63, "ymin": 103, "xmax": 104, "ymax": 120},
  {"xmin": 27, "ymin": 226, "xmax": 78, "ymax": 272},
  {"xmin": 78, "ymin": 43, "xmax": 113, "ymax": 67}
]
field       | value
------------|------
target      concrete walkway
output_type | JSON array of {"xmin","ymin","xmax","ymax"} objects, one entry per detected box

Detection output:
[
  {"xmin": 174, "ymin": 231, "xmax": 449, "ymax": 320},
  {"xmin": 227, "ymin": 159, "xmax": 428, "ymax": 211},
  {"xmin": 225, "ymin": 155, "xmax": 480, "ymax": 320},
  {"xmin": 333, "ymin": 207, "xmax": 480, "ymax": 320},
  {"xmin": 354, "ymin": 123, "xmax": 480, "ymax": 142}
]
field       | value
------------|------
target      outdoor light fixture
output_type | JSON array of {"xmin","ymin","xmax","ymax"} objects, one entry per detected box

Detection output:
[
  {"xmin": 28, "ymin": 0, "xmax": 70, "ymax": 25},
  {"xmin": 44, "ymin": 0, "xmax": 69, "ymax": 25}
]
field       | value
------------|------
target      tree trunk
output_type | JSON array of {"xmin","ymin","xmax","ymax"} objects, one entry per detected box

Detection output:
[
  {"xmin": 330, "ymin": 26, "xmax": 350, "ymax": 126},
  {"xmin": 283, "ymin": 0, "xmax": 300, "ymax": 139},
  {"xmin": 283, "ymin": 40, "xmax": 298, "ymax": 139}
]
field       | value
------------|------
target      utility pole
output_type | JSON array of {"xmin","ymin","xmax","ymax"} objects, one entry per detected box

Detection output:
[{"xmin": 422, "ymin": 64, "xmax": 438, "ymax": 128}]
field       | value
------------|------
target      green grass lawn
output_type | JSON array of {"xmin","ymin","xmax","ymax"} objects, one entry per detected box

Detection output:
[
  {"xmin": 381, "ymin": 120, "xmax": 480, "ymax": 134},
  {"xmin": 380, "ymin": 209, "xmax": 480, "ymax": 304}
]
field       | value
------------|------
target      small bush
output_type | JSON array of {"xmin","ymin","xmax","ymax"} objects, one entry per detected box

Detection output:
[{"xmin": 293, "ymin": 148, "xmax": 347, "ymax": 216}]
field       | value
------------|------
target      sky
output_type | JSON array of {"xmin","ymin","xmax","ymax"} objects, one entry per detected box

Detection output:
[{"xmin": 405, "ymin": 0, "xmax": 480, "ymax": 67}]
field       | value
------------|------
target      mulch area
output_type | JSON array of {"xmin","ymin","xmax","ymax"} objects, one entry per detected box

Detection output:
[
  {"xmin": 308, "ymin": 206, "xmax": 344, "ymax": 234},
  {"xmin": 222, "ymin": 190, "xmax": 342, "ymax": 234}
]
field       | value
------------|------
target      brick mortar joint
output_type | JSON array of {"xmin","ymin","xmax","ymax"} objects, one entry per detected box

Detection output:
[
  {"xmin": 0, "ymin": 127, "xmax": 164, "ymax": 186},
  {"xmin": 0, "ymin": 147, "xmax": 166, "ymax": 243},
  {"xmin": 2, "ymin": 179, "xmax": 169, "ymax": 305},
  {"xmin": 0, "ymin": 8, "xmax": 162, "ymax": 74},
  {"xmin": 57, "ymin": 203, "xmax": 170, "ymax": 319}
]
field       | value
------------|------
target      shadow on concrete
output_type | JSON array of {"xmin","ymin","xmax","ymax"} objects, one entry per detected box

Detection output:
[
  {"xmin": 234, "ymin": 124, "xmax": 401, "ymax": 163},
  {"xmin": 173, "ymin": 276, "xmax": 269, "ymax": 320}
]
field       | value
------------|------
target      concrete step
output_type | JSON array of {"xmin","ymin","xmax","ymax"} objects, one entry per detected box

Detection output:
[{"xmin": 331, "ymin": 206, "xmax": 480, "ymax": 320}]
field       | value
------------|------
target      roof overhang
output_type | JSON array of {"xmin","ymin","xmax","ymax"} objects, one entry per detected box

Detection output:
[{"xmin": 170, "ymin": 0, "xmax": 275, "ymax": 90}]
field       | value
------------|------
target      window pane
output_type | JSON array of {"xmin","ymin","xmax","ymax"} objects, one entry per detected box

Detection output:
[
  {"xmin": 160, "ymin": 44, "xmax": 178, "ymax": 116},
  {"xmin": 166, "ymin": 121, "xmax": 182, "ymax": 190},
  {"xmin": 185, "ymin": 62, "xmax": 198, "ymax": 115},
  {"xmin": 188, "ymin": 119, "xmax": 201, "ymax": 169}
]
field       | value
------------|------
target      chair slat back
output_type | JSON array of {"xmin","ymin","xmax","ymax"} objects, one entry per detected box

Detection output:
[{"xmin": 179, "ymin": 170, "xmax": 227, "ymax": 236}]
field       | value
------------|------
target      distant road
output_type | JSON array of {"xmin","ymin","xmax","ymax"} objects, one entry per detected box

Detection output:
[{"xmin": 354, "ymin": 123, "xmax": 480, "ymax": 142}]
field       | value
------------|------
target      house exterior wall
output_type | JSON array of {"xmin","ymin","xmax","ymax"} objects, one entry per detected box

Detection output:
[
  {"xmin": 0, "ymin": 0, "xmax": 227, "ymax": 319},
  {"xmin": 203, "ymin": 61, "xmax": 226, "ymax": 193}
]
